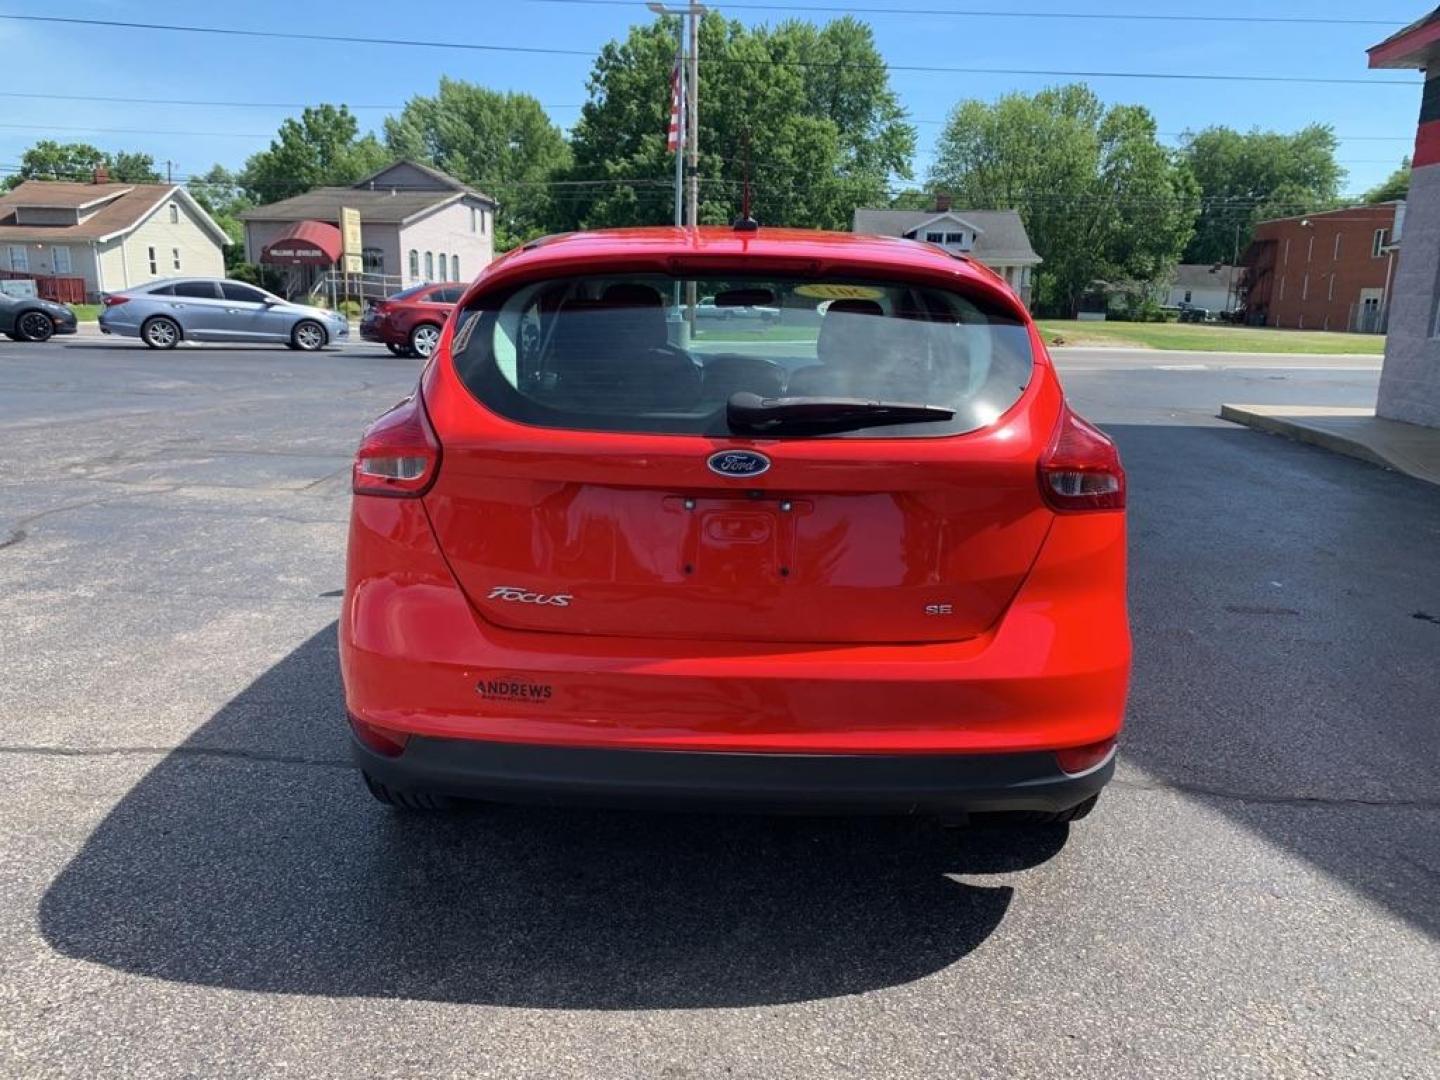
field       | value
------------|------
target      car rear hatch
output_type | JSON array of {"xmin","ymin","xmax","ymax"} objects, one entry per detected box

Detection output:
[{"xmin": 420, "ymin": 263, "xmax": 1060, "ymax": 645}]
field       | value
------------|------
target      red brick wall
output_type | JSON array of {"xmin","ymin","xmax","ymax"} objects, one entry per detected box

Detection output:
[{"xmin": 1252, "ymin": 205, "xmax": 1400, "ymax": 331}]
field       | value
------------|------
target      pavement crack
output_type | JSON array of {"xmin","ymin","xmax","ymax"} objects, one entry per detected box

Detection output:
[
  {"xmin": 1112, "ymin": 776, "xmax": 1440, "ymax": 810},
  {"xmin": 0, "ymin": 744, "xmax": 350, "ymax": 770},
  {"xmin": 0, "ymin": 486, "xmax": 184, "ymax": 549}
]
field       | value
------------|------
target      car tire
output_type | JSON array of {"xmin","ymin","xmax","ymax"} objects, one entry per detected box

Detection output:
[
  {"xmin": 362, "ymin": 770, "xmax": 458, "ymax": 811},
  {"xmin": 291, "ymin": 319, "xmax": 327, "ymax": 352},
  {"xmin": 409, "ymin": 322, "xmax": 441, "ymax": 359},
  {"xmin": 141, "ymin": 316, "xmax": 181, "ymax": 350},
  {"xmin": 15, "ymin": 310, "xmax": 55, "ymax": 342},
  {"xmin": 385, "ymin": 342, "xmax": 408, "ymax": 357}
]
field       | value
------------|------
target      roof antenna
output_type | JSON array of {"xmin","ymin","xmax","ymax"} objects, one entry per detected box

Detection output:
[{"xmin": 732, "ymin": 129, "xmax": 758, "ymax": 233}]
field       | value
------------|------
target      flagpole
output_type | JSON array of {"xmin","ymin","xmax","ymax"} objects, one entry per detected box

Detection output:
[{"xmin": 673, "ymin": 38, "xmax": 684, "ymax": 228}]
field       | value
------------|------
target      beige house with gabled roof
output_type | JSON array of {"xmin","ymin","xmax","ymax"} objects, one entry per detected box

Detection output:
[{"xmin": 0, "ymin": 176, "xmax": 228, "ymax": 301}]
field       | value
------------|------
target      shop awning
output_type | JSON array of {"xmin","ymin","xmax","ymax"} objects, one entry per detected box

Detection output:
[{"xmin": 260, "ymin": 220, "xmax": 342, "ymax": 266}]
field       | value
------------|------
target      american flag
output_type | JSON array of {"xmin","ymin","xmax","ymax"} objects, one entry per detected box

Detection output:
[{"xmin": 666, "ymin": 59, "xmax": 683, "ymax": 154}]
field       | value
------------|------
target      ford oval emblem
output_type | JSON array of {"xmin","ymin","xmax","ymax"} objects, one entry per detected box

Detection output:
[{"xmin": 707, "ymin": 449, "xmax": 771, "ymax": 478}]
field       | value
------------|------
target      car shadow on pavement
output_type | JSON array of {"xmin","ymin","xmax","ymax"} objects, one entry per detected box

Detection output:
[{"xmin": 38, "ymin": 623, "xmax": 1065, "ymax": 1008}]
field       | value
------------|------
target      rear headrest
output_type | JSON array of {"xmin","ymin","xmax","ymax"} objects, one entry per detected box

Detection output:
[
  {"xmin": 601, "ymin": 283, "xmax": 664, "ymax": 309},
  {"xmin": 825, "ymin": 298, "xmax": 884, "ymax": 318},
  {"xmin": 818, "ymin": 297, "xmax": 886, "ymax": 366}
]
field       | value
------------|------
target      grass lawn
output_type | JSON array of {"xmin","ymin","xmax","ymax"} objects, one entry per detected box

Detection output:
[
  {"xmin": 1036, "ymin": 319, "xmax": 1385, "ymax": 355},
  {"xmin": 70, "ymin": 304, "xmax": 102, "ymax": 322},
  {"xmin": 693, "ymin": 323, "xmax": 818, "ymax": 343}
]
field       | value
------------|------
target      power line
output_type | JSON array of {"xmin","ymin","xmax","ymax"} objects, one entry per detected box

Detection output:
[
  {"xmin": 523, "ymin": 0, "xmax": 1408, "ymax": 28},
  {"xmin": 0, "ymin": 89, "xmax": 1411, "ymax": 145},
  {"xmin": 0, "ymin": 89, "xmax": 584, "ymax": 112},
  {"xmin": 0, "ymin": 13, "xmax": 1419, "ymax": 86},
  {"xmin": 0, "ymin": 123, "xmax": 271, "ymax": 139},
  {"xmin": 0, "ymin": 163, "xmax": 1388, "ymax": 207}
]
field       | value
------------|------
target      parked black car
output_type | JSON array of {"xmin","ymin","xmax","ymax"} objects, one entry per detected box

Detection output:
[{"xmin": 0, "ymin": 293, "xmax": 78, "ymax": 342}]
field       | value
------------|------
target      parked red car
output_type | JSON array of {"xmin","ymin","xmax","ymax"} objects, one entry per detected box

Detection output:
[
  {"xmin": 359, "ymin": 282, "xmax": 464, "ymax": 358},
  {"xmin": 340, "ymin": 227, "xmax": 1130, "ymax": 822}
]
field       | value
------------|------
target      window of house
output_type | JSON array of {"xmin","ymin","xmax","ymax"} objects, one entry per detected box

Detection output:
[
  {"xmin": 147, "ymin": 246, "xmax": 157, "ymax": 275},
  {"xmin": 7, "ymin": 245, "xmax": 28, "ymax": 272},
  {"xmin": 438, "ymin": 252, "xmax": 449, "ymax": 282},
  {"xmin": 169, "ymin": 203, "xmax": 179, "ymax": 224},
  {"xmin": 362, "ymin": 247, "xmax": 384, "ymax": 273},
  {"xmin": 925, "ymin": 231, "xmax": 943, "ymax": 243},
  {"xmin": 945, "ymin": 232, "xmax": 965, "ymax": 245},
  {"xmin": 452, "ymin": 254, "xmax": 460, "ymax": 281},
  {"xmin": 172, "ymin": 248, "xmax": 181, "ymax": 271},
  {"xmin": 1333, "ymin": 234, "xmax": 1342, "ymax": 260},
  {"xmin": 471, "ymin": 207, "xmax": 479, "ymax": 233},
  {"xmin": 424, "ymin": 251, "xmax": 434, "ymax": 280},
  {"xmin": 1372, "ymin": 228, "xmax": 1388, "ymax": 257},
  {"xmin": 51, "ymin": 246, "xmax": 71, "ymax": 274},
  {"xmin": 480, "ymin": 209, "xmax": 488, "ymax": 235},
  {"xmin": 409, "ymin": 249, "xmax": 420, "ymax": 280}
]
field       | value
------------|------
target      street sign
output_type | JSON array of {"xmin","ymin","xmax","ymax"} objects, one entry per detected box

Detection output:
[
  {"xmin": 339, "ymin": 207, "xmax": 362, "ymax": 258},
  {"xmin": 342, "ymin": 253, "xmax": 364, "ymax": 275}
]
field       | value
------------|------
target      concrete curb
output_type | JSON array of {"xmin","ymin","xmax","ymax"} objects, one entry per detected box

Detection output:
[{"xmin": 1220, "ymin": 404, "xmax": 1440, "ymax": 487}]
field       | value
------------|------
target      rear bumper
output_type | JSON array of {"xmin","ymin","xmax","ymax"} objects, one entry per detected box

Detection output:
[{"xmin": 353, "ymin": 733, "xmax": 1115, "ymax": 815}]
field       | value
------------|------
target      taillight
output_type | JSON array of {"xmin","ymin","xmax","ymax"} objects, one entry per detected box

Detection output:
[
  {"xmin": 102, "ymin": 295, "xmax": 130, "ymax": 306},
  {"xmin": 1038, "ymin": 406, "xmax": 1126, "ymax": 511},
  {"xmin": 352, "ymin": 394, "xmax": 441, "ymax": 497},
  {"xmin": 1055, "ymin": 737, "xmax": 1117, "ymax": 775}
]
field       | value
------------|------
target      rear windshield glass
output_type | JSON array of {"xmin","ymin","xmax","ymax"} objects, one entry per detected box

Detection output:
[{"xmin": 451, "ymin": 275, "xmax": 1033, "ymax": 438}]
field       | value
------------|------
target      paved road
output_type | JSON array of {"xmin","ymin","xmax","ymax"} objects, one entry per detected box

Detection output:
[{"xmin": 1, "ymin": 339, "xmax": 1435, "ymax": 1079}]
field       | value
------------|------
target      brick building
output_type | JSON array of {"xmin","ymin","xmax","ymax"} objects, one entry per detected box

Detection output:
[
  {"xmin": 1369, "ymin": 8, "xmax": 1440, "ymax": 427},
  {"xmin": 1240, "ymin": 203, "xmax": 1403, "ymax": 332}
]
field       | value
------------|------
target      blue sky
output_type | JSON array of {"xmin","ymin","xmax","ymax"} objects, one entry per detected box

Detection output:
[{"xmin": 0, "ymin": 0, "xmax": 1422, "ymax": 198}]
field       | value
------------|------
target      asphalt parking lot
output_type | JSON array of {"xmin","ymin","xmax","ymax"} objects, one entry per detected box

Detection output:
[{"xmin": 1, "ymin": 337, "xmax": 1436, "ymax": 1078}]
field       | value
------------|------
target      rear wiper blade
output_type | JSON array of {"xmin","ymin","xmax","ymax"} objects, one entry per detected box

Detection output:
[{"xmin": 727, "ymin": 392, "xmax": 954, "ymax": 433}]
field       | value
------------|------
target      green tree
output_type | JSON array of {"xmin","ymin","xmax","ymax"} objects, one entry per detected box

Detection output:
[
  {"xmin": 558, "ymin": 14, "xmax": 915, "ymax": 232},
  {"xmin": 1179, "ymin": 125, "xmax": 1343, "ymax": 263},
  {"xmin": 1365, "ymin": 157, "xmax": 1411, "ymax": 204},
  {"xmin": 928, "ymin": 84, "xmax": 1198, "ymax": 315},
  {"xmin": 2, "ymin": 141, "xmax": 161, "ymax": 189},
  {"xmin": 240, "ymin": 105, "xmax": 389, "ymax": 204},
  {"xmin": 383, "ymin": 79, "xmax": 572, "ymax": 249},
  {"xmin": 187, "ymin": 164, "xmax": 254, "ymax": 275}
]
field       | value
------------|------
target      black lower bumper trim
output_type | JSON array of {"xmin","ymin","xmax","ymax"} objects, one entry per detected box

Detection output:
[{"xmin": 353, "ymin": 735, "xmax": 1114, "ymax": 815}]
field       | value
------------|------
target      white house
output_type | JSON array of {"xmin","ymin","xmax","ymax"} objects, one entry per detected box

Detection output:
[
  {"xmin": 0, "ymin": 176, "xmax": 227, "ymax": 301},
  {"xmin": 1164, "ymin": 264, "xmax": 1240, "ymax": 313},
  {"xmin": 241, "ymin": 161, "xmax": 498, "ymax": 298},
  {"xmin": 852, "ymin": 199, "xmax": 1042, "ymax": 306}
]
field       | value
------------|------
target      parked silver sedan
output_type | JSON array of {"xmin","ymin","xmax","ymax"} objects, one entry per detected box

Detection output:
[{"xmin": 98, "ymin": 278, "xmax": 350, "ymax": 351}]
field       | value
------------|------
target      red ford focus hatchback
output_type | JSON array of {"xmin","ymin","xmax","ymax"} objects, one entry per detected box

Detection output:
[{"xmin": 340, "ymin": 227, "xmax": 1130, "ymax": 822}]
